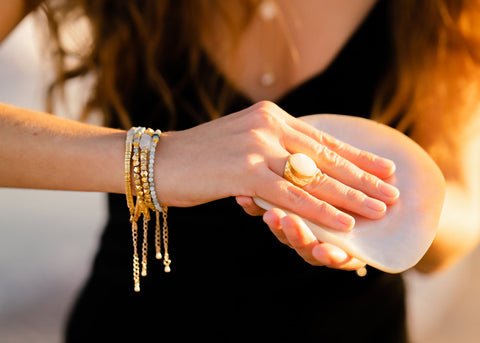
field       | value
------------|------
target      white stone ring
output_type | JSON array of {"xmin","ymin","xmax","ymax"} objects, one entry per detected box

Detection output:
[{"xmin": 283, "ymin": 153, "xmax": 320, "ymax": 187}]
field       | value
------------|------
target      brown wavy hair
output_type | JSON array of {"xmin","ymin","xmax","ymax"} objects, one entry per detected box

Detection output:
[{"xmin": 38, "ymin": 0, "xmax": 480, "ymax": 179}]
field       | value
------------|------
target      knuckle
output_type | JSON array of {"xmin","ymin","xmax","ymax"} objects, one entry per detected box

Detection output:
[
  {"xmin": 308, "ymin": 171, "xmax": 329, "ymax": 190},
  {"xmin": 355, "ymin": 148, "xmax": 375, "ymax": 163},
  {"xmin": 313, "ymin": 144, "xmax": 328, "ymax": 159},
  {"xmin": 320, "ymin": 132, "xmax": 343, "ymax": 149},
  {"xmin": 311, "ymin": 130, "xmax": 326, "ymax": 144},
  {"xmin": 344, "ymin": 187, "xmax": 364, "ymax": 203},
  {"xmin": 316, "ymin": 172, "xmax": 329, "ymax": 186},
  {"xmin": 246, "ymin": 101, "xmax": 286, "ymax": 132},
  {"xmin": 254, "ymin": 100, "xmax": 278, "ymax": 110},
  {"xmin": 318, "ymin": 146, "xmax": 340, "ymax": 167},
  {"xmin": 359, "ymin": 171, "xmax": 377, "ymax": 187},
  {"xmin": 285, "ymin": 185, "xmax": 309, "ymax": 209},
  {"xmin": 250, "ymin": 101, "xmax": 278, "ymax": 123},
  {"xmin": 317, "ymin": 201, "xmax": 330, "ymax": 216}
]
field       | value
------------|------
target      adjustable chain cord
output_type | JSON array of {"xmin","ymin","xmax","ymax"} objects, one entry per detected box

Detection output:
[{"xmin": 125, "ymin": 126, "xmax": 171, "ymax": 292}]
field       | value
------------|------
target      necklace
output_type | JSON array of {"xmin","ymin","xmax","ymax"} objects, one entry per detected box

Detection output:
[
  {"xmin": 258, "ymin": 0, "xmax": 278, "ymax": 87},
  {"xmin": 257, "ymin": 0, "xmax": 300, "ymax": 88}
]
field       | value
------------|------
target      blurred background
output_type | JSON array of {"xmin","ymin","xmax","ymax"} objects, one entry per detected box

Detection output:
[{"xmin": 1, "ymin": 14, "xmax": 479, "ymax": 343}]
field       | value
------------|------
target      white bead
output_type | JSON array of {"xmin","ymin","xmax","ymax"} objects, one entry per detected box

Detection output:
[
  {"xmin": 139, "ymin": 134, "xmax": 152, "ymax": 150},
  {"xmin": 356, "ymin": 267, "xmax": 367, "ymax": 277}
]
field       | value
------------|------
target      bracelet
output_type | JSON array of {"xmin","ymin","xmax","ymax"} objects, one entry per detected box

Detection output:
[
  {"xmin": 149, "ymin": 130, "xmax": 162, "ymax": 212},
  {"xmin": 124, "ymin": 127, "xmax": 136, "ymax": 220},
  {"xmin": 124, "ymin": 126, "xmax": 171, "ymax": 292},
  {"xmin": 149, "ymin": 130, "xmax": 165, "ymax": 261}
]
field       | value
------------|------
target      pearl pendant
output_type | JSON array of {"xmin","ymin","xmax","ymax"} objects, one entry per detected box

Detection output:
[
  {"xmin": 258, "ymin": 0, "xmax": 277, "ymax": 21},
  {"xmin": 260, "ymin": 72, "xmax": 275, "ymax": 87}
]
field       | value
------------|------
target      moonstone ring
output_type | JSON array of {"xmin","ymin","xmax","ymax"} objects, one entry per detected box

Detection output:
[{"xmin": 283, "ymin": 153, "xmax": 320, "ymax": 187}]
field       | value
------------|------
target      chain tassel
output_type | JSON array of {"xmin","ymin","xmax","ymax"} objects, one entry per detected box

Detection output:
[
  {"xmin": 155, "ymin": 211, "xmax": 162, "ymax": 259},
  {"xmin": 162, "ymin": 206, "xmax": 171, "ymax": 273},
  {"xmin": 125, "ymin": 126, "xmax": 171, "ymax": 292}
]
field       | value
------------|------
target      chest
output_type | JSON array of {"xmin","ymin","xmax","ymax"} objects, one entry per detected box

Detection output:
[{"xmin": 202, "ymin": 0, "xmax": 377, "ymax": 103}]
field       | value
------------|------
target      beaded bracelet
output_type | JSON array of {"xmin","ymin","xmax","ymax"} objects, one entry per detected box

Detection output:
[
  {"xmin": 149, "ymin": 130, "xmax": 165, "ymax": 261},
  {"xmin": 124, "ymin": 126, "xmax": 171, "ymax": 292},
  {"xmin": 124, "ymin": 128, "xmax": 136, "ymax": 219}
]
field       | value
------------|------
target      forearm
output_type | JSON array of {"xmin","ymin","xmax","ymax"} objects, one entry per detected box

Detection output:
[
  {"xmin": 0, "ymin": 103, "xmax": 126, "ymax": 194},
  {"xmin": 415, "ymin": 182, "xmax": 480, "ymax": 273},
  {"xmin": 0, "ymin": 0, "xmax": 33, "ymax": 43}
]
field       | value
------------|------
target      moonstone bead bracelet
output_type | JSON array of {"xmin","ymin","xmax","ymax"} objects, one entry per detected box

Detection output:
[{"xmin": 124, "ymin": 126, "xmax": 170, "ymax": 292}]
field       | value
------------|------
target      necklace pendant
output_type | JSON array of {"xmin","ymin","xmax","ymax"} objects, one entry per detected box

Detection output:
[
  {"xmin": 260, "ymin": 72, "xmax": 275, "ymax": 87},
  {"xmin": 258, "ymin": 0, "xmax": 277, "ymax": 21}
]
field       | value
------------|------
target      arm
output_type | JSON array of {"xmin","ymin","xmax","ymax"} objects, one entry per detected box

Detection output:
[
  {"xmin": 0, "ymin": 103, "xmax": 126, "ymax": 193},
  {"xmin": 0, "ymin": 0, "xmax": 39, "ymax": 43},
  {"xmin": 0, "ymin": 2, "xmax": 126, "ymax": 193},
  {"xmin": 0, "ymin": 101, "xmax": 398, "ymax": 230},
  {"xmin": 415, "ymin": 132, "xmax": 480, "ymax": 273}
]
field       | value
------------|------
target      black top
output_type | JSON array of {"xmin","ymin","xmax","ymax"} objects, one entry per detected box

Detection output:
[{"xmin": 65, "ymin": 2, "xmax": 408, "ymax": 342}]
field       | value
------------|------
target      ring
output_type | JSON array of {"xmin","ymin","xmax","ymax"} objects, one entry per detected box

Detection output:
[{"xmin": 283, "ymin": 153, "xmax": 320, "ymax": 187}]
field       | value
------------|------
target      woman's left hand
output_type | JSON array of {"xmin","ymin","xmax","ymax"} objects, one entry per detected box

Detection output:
[
  {"xmin": 263, "ymin": 207, "xmax": 366, "ymax": 270},
  {"xmin": 237, "ymin": 195, "xmax": 365, "ymax": 270}
]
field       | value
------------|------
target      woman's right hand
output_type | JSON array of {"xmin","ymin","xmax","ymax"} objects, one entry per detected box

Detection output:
[{"xmin": 154, "ymin": 101, "xmax": 399, "ymax": 231}]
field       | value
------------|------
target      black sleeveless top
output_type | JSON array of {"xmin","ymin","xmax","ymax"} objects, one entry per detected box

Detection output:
[{"xmin": 65, "ymin": 2, "xmax": 408, "ymax": 342}]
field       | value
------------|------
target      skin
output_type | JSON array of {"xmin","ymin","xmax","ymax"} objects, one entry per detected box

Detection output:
[
  {"xmin": 0, "ymin": 101, "xmax": 396, "ymax": 229},
  {"xmin": 204, "ymin": 0, "xmax": 480, "ymax": 272},
  {"xmin": 1, "ymin": 0, "xmax": 479, "ymax": 274}
]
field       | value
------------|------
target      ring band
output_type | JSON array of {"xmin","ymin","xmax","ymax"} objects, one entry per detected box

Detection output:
[{"xmin": 283, "ymin": 153, "xmax": 320, "ymax": 187}]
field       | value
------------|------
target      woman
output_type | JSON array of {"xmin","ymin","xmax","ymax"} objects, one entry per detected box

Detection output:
[{"xmin": 1, "ymin": 0, "xmax": 479, "ymax": 342}]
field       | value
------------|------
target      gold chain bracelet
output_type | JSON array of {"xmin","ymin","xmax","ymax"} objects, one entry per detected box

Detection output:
[{"xmin": 125, "ymin": 126, "xmax": 171, "ymax": 292}]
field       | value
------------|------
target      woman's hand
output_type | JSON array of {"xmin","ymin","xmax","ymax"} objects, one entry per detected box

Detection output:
[
  {"xmin": 235, "ymin": 196, "xmax": 365, "ymax": 270},
  {"xmin": 155, "ymin": 101, "xmax": 398, "ymax": 233},
  {"xmin": 264, "ymin": 208, "xmax": 366, "ymax": 270}
]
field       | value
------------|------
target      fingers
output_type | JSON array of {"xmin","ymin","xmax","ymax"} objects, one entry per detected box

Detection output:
[
  {"xmin": 263, "ymin": 209, "xmax": 366, "ymax": 270},
  {"xmin": 262, "ymin": 152, "xmax": 389, "ymax": 220},
  {"xmin": 256, "ymin": 171, "xmax": 355, "ymax": 232},
  {"xmin": 304, "ymin": 172, "xmax": 386, "ymax": 220},
  {"xmin": 282, "ymin": 113, "xmax": 396, "ymax": 179},
  {"xmin": 235, "ymin": 196, "xmax": 266, "ymax": 216},
  {"xmin": 311, "ymin": 243, "xmax": 366, "ymax": 271},
  {"xmin": 281, "ymin": 125, "xmax": 399, "ymax": 205},
  {"xmin": 263, "ymin": 208, "xmax": 291, "ymax": 247}
]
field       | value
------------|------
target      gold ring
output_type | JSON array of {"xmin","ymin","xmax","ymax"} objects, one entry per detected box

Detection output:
[{"xmin": 283, "ymin": 153, "xmax": 320, "ymax": 187}]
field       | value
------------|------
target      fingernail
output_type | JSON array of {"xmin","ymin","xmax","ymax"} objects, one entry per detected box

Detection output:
[
  {"xmin": 376, "ymin": 158, "xmax": 396, "ymax": 171},
  {"xmin": 364, "ymin": 197, "xmax": 386, "ymax": 212},
  {"xmin": 329, "ymin": 248, "xmax": 349, "ymax": 264},
  {"xmin": 263, "ymin": 210, "xmax": 273, "ymax": 224},
  {"xmin": 378, "ymin": 181, "xmax": 400, "ymax": 199},
  {"xmin": 336, "ymin": 212, "xmax": 355, "ymax": 231}
]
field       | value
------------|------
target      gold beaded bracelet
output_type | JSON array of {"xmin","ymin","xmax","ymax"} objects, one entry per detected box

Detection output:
[{"xmin": 125, "ymin": 126, "xmax": 171, "ymax": 292}]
